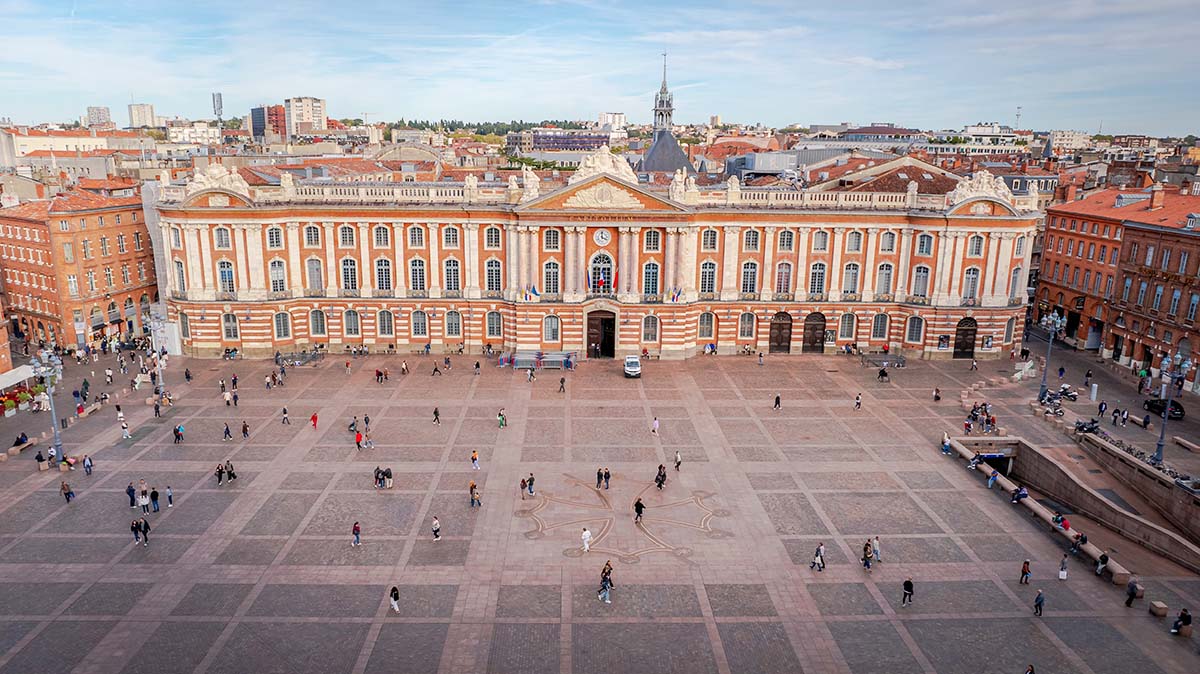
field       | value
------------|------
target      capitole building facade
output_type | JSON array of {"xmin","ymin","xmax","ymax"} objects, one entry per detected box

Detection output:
[{"xmin": 154, "ymin": 149, "xmax": 1038, "ymax": 360}]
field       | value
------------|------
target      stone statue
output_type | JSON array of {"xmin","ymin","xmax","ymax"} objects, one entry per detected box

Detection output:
[
  {"xmin": 521, "ymin": 165, "xmax": 541, "ymax": 202},
  {"xmin": 280, "ymin": 172, "xmax": 295, "ymax": 196},
  {"xmin": 668, "ymin": 169, "xmax": 686, "ymax": 201},
  {"xmin": 568, "ymin": 145, "xmax": 639, "ymax": 185},
  {"xmin": 184, "ymin": 162, "xmax": 251, "ymax": 198},
  {"xmin": 947, "ymin": 169, "xmax": 1014, "ymax": 206}
]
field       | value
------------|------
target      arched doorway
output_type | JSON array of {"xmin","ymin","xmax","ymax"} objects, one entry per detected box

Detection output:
[
  {"xmin": 769, "ymin": 312, "xmax": 792, "ymax": 353},
  {"xmin": 802, "ymin": 313, "xmax": 826, "ymax": 353},
  {"xmin": 586, "ymin": 309, "xmax": 616, "ymax": 358},
  {"xmin": 954, "ymin": 318, "xmax": 978, "ymax": 359}
]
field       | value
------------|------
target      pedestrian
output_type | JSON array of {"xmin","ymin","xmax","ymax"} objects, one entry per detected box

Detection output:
[
  {"xmin": 470, "ymin": 484, "xmax": 481, "ymax": 508},
  {"xmin": 355, "ymin": 431, "xmax": 363, "ymax": 450},
  {"xmin": 364, "ymin": 414, "xmax": 371, "ymax": 431},
  {"xmin": 970, "ymin": 359, "xmax": 978, "ymax": 371},
  {"xmin": 1124, "ymin": 576, "xmax": 1139, "ymax": 607},
  {"xmin": 655, "ymin": 464, "xmax": 667, "ymax": 490},
  {"xmin": 154, "ymin": 401, "xmax": 161, "ymax": 417},
  {"xmin": 581, "ymin": 527, "xmax": 592, "ymax": 553},
  {"xmin": 933, "ymin": 387, "xmax": 941, "ymax": 401},
  {"xmin": 60, "ymin": 481, "xmax": 74, "ymax": 503},
  {"xmin": 471, "ymin": 450, "xmax": 480, "ymax": 470},
  {"xmin": 232, "ymin": 392, "xmax": 239, "ymax": 407},
  {"xmin": 773, "ymin": 394, "xmax": 781, "ymax": 411},
  {"xmin": 1020, "ymin": 560, "xmax": 1032, "ymax": 584},
  {"xmin": 1111, "ymin": 409, "xmax": 1120, "ymax": 426},
  {"xmin": 1170, "ymin": 608, "xmax": 1192, "ymax": 635},
  {"xmin": 1057, "ymin": 366, "xmax": 1065, "ymax": 380},
  {"xmin": 1098, "ymin": 400, "xmax": 1107, "ymax": 417},
  {"xmin": 872, "ymin": 536, "xmax": 881, "ymax": 563},
  {"xmin": 902, "ymin": 577, "xmax": 914, "ymax": 607},
  {"xmin": 431, "ymin": 516, "xmax": 441, "ymax": 541},
  {"xmin": 598, "ymin": 564, "xmax": 613, "ymax": 604},
  {"xmin": 862, "ymin": 541, "xmax": 873, "ymax": 572},
  {"xmin": 138, "ymin": 517, "xmax": 150, "ymax": 547},
  {"xmin": 83, "ymin": 455, "xmax": 93, "ymax": 476},
  {"xmin": 130, "ymin": 519, "xmax": 141, "ymax": 544},
  {"xmin": 352, "ymin": 521, "xmax": 361, "ymax": 546},
  {"xmin": 166, "ymin": 486, "xmax": 173, "ymax": 508},
  {"xmin": 389, "ymin": 586, "xmax": 401, "ymax": 613},
  {"xmin": 223, "ymin": 390, "xmax": 232, "ymax": 406},
  {"xmin": 433, "ymin": 407, "xmax": 441, "ymax": 426},
  {"xmin": 1096, "ymin": 550, "xmax": 1110, "ymax": 576},
  {"xmin": 345, "ymin": 360, "xmax": 352, "ymax": 374},
  {"xmin": 242, "ymin": 421, "xmax": 249, "ymax": 439},
  {"xmin": 559, "ymin": 376, "xmax": 566, "ymax": 393},
  {"xmin": 758, "ymin": 352, "xmax": 764, "ymax": 366},
  {"xmin": 1121, "ymin": 409, "xmax": 1129, "ymax": 427},
  {"xmin": 1142, "ymin": 413, "xmax": 1151, "ymax": 430},
  {"xmin": 633, "ymin": 497, "xmax": 645, "ymax": 523},
  {"xmin": 854, "ymin": 393, "xmax": 862, "ymax": 410},
  {"xmin": 223, "ymin": 423, "xmax": 232, "ymax": 442},
  {"xmin": 810, "ymin": 542, "xmax": 825, "ymax": 571},
  {"xmin": 126, "ymin": 482, "xmax": 137, "ymax": 508},
  {"xmin": 401, "ymin": 360, "xmax": 409, "ymax": 375},
  {"xmin": 349, "ymin": 416, "xmax": 358, "ymax": 433},
  {"xmin": 527, "ymin": 473, "xmax": 535, "ymax": 496},
  {"xmin": 596, "ymin": 467, "xmax": 604, "ymax": 489},
  {"xmin": 674, "ymin": 450, "xmax": 682, "ymax": 471},
  {"xmin": 139, "ymin": 489, "xmax": 150, "ymax": 514},
  {"xmin": 474, "ymin": 361, "xmax": 481, "ymax": 376},
  {"xmin": 520, "ymin": 477, "xmax": 527, "ymax": 500},
  {"xmin": 215, "ymin": 463, "xmax": 225, "ymax": 486},
  {"xmin": 432, "ymin": 364, "xmax": 442, "ymax": 376},
  {"xmin": 603, "ymin": 468, "xmax": 611, "ymax": 489},
  {"xmin": 150, "ymin": 487, "xmax": 160, "ymax": 512},
  {"xmin": 1033, "ymin": 589, "xmax": 1044, "ymax": 616},
  {"xmin": 1084, "ymin": 369, "xmax": 1093, "ymax": 387},
  {"xmin": 651, "ymin": 417, "xmax": 659, "ymax": 435},
  {"xmin": 498, "ymin": 408, "xmax": 507, "ymax": 428},
  {"xmin": 310, "ymin": 412, "xmax": 318, "ymax": 429},
  {"xmin": 225, "ymin": 460, "xmax": 237, "ymax": 481},
  {"xmin": 1059, "ymin": 554, "xmax": 1069, "ymax": 580},
  {"xmin": 282, "ymin": 407, "xmax": 290, "ymax": 424}
]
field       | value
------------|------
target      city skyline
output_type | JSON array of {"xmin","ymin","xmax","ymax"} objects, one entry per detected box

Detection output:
[{"xmin": 0, "ymin": 0, "xmax": 1196, "ymax": 136}]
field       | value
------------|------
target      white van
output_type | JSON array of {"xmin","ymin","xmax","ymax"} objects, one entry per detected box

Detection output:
[{"xmin": 623, "ymin": 355, "xmax": 642, "ymax": 378}]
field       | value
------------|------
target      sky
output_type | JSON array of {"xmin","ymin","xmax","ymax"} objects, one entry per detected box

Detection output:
[{"xmin": 0, "ymin": 0, "xmax": 1195, "ymax": 136}]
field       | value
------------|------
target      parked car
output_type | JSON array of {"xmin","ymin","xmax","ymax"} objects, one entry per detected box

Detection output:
[
  {"xmin": 1142, "ymin": 398, "xmax": 1185, "ymax": 420},
  {"xmin": 623, "ymin": 355, "xmax": 642, "ymax": 378}
]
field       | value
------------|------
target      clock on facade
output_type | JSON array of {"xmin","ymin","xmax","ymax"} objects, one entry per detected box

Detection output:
[{"xmin": 593, "ymin": 229, "xmax": 612, "ymax": 246}]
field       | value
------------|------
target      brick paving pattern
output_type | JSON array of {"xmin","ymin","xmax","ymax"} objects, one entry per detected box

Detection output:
[{"xmin": 0, "ymin": 351, "xmax": 1196, "ymax": 673}]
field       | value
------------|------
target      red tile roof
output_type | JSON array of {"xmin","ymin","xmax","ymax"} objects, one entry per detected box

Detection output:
[
  {"xmin": 1049, "ymin": 187, "xmax": 1200, "ymax": 229},
  {"xmin": 0, "ymin": 190, "xmax": 142, "ymax": 221},
  {"xmin": 78, "ymin": 177, "xmax": 139, "ymax": 190},
  {"xmin": 1, "ymin": 127, "xmax": 139, "ymax": 138}
]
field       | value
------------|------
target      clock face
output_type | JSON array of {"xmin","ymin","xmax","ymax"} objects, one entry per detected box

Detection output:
[{"xmin": 593, "ymin": 229, "xmax": 612, "ymax": 246}]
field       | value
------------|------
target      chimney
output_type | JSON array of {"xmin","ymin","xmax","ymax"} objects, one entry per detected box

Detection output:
[
  {"xmin": 1148, "ymin": 182, "xmax": 1164, "ymax": 210},
  {"xmin": 1063, "ymin": 182, "xmax": 1078, "ymax": 202}
]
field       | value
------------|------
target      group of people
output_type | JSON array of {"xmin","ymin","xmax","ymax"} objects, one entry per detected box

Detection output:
[
  {"xmin": 964, "ymin": 400, "xmax": 998, "ymax": 435},
  {"xmin": 1097, "ymin": 400, "xmax": 1133, "ymax": 428}
]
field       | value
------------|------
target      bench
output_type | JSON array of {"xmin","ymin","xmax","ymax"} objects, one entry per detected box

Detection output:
[
  {"xmin": 1179, "ymin": 624, "xmax": 1194, "ymax": 637},
  {"xmin": 1130, "ymin": 415, "xmax": 1149, "ymax": 428},
  {"xmin": 1174, "ymin": 436, "xmax": 1199, "ymax": 453},
  {"xmin": 1150, "ymin": 601, "xmax": 1168, "ymax": 617},
  {"xmin": 7, "ymin": 439, "xmax": 37, "ymax": 457},
  {"xmin": 79, "ymin": 402, "xmax": 101, "ymax": 418}
]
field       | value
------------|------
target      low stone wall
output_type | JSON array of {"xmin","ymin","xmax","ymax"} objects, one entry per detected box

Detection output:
[{"xmin": 1075, "ymin": 433, "xmax": 1200, "ymax": 547}]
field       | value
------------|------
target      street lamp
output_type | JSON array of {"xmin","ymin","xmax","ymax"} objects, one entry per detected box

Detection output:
[
  {"xmin": 1038, "ymin": 310, "xmax": 1067, "ymax": 402},
  {"xmin": 29, "ymin": 351, "xmax": 64, "ymax": 459},
  {"xmin": 1153, "ymin": 350, "xmax": 1193, "ymax": 464}
]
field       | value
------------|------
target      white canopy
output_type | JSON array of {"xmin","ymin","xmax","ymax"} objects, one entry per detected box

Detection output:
[{"xmin": 0, "ymin": 364, "xmax": 35, "ymax": 391}]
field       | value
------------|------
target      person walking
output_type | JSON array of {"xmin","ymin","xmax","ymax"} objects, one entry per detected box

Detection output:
[
  {"xmin": 138, "ymin": 518, "xmax": 150, "ymax": 547},
  {"xmin": 389, "ymin": 586, "xmax": 401, "ymax": 613},
  {"xmin": 758, "ymin": 352, "xmax": 764, "ymax": 366},
  {"xmin": 1020, "ymin": 560, "xmax": 1032, "ymax": 584},
  {"xmin": 970, "ymin": 359, "xmax": 978, "ymax": 371},
  {"xmin": 215, "ymin": 463, "xmax": 225, "ymax": 486},
  {"xmin": 773, "ymin": 394, "xmax": 781, "ymax": 411},
  {"xmin": 223, "ymin": 423, "xmax": 233, "ymax": 442},
  {"xmin": 139, "ymin": 489, "xmax": 150, "ymax": 514},
  {"xmin": 130, "ymin": 519, "xmax": 142, "ymax": 545},
  {"xmin": 310, "ymin": 412, "xmax": 319, "ymax": 429},
  {"xmin": 1098, "ymin": 400, "xmax": 1107, "ymax": 417},
  {"xmin": 154, "ymin": 401, "xmax": 161, "ymax": 418},
  {"xmin": 497, "ymin": 408, "xmax": 507, "ymax": 428},
  {"xmin": 674, "ymin": 450, "xmax": 682, "ymax": 472},
  {"xmin": 1057, "ymin": 366, "xmax": 1065, "ymax": 380},
  {"xmin": 1033, "ymin": 589, "xmax": 1045, "ymax": 616},
  {"xmin": 471, "ymin": 450, "xmax": 480, "ymax": 470},
  {"xmin": 651, "ymin": 417, "xmax": 659, "ymax": 435},
  {"xmin": 1059, "ymin": 554, "xmax": 1069, "ymax": 580},
  {"xmin": 225, "ymin": 460, "xmax": 237, "ymax": 482},
  {"xmin": 527, "ymin": 473, "xmax": 535, "ymax": 496},
  {"xmin": 854, "ymin": 393, "xmax": 862, "ymax": 411},
  {"xmin": 655, "ymin": 464, "xmax": 667, "ymax": 490},
  {"xmin": 352, "ymin": 521, "xmax": 361, "ymax": 547},
  {"xmin": 1120, "ymin": 409, "xmax": 1129, "ymax": 427},
  {"xmin": 1124, "ymin": 576, "xmax": 1139, "ymax": 607},
  {"xmin": 223, "ymin": 390, "xmax": 232, "ymax": 406},
  {"xmin": 474, "ymin": 361, "xmax": 481, "ymax": 376},
  {"xmin": 282, "ymin": 407, "xmax": 290, "ymax": 424},
  {"xmin": 559, "ymin": 376, "xmax": 566, "ymax": 393},
  {"xmin": 83, "ymin": 455, "xmax": 93, "ymax": 476},
  {"xmin": 598, "ymin": 565, "xmax": 613, "ymax": 603},
  {"xmin": 122, "ymin": 421, "xmax": 132, "ymax": 439},
  {"xmin": 872, "ymin": 536, "xmax": 881, "ymax": 563},
  {"xmin": 60, "ymin": 481, "xmax": 75, "ymax": 504},
  {"xmin": 634, "ymin": 497, "xmax": 645, "ymax": 523},
  {"xmin": 150, "ymin": 487, "xmax": 160, "ymax": 512},
  {"xmin": 596, "ymin": 468, "xmax": 604, "ymax": 489},
  {"xmin": 433, "ymin": 407, "xmax": 441, "ymax": 426},
  {"xmin": 581, "ymin": 527, "xmax": 592, "ymax": 553},
  {"xmin": 241, "ymin": 421, "xmax": 249, "ymax": 440},
  {"xmin": 520, "ymin": 477, "xmax": 527, "ymax": 500},
  {"xmin": 470, "ymin": 484, "xmax": 481, "ymax": 509},
  {"xmin": 810, "ymin": 543, "xmax": 825, "ymax": 571},
  {"xmin": 126, "ymin": 482, "xmax": 137, "ymax": 508},
  {"xmin": 431, "ymin": 516, "xmax": 441, "ymax": 541},
  {"xmin": 355, "ymin": 430, "xmax": 363, "ymax": 450},
  {"xmin": 603, "ymin": 468, "xmax": 611, "ymax": 490},
  {"xmin": 902, "ymin": 578, "xmax": 914, "ymax": 607},
  {"xmin": 862, "ymin": 541, "xmax": 873, "ymax": 572},
  {"xmin": 166, "ymin": 486, "xmax": 173, "ymax": 508}
]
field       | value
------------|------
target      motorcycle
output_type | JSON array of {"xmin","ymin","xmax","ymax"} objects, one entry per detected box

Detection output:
[
  {"xmin": 1042, "ymin": 406, "xmax": 1065, "ymax": 417},
  {"xmin": 1056, "ymin": 384, "xmax": 1079, "ymax": 401},
  {"xmin": 1074, "ymin": 418, "xmax": 1100, "ymax": 433}
]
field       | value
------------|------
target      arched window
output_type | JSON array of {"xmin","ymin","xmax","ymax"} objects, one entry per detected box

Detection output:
[
  {"xmin": 304, "ymin": 225, "xmax": 320, "ymax": 247},
  {"xmin": 812, "ymin": 230, "xmax": 829, "ymax": 251},
  {"xmin": 839, "ymin": 313, "xmax": 856, "ymax": 339},
  {"xmin": 338, "ymin": 226, "xmax": 355, "ymax": 247},
  {"xmin": 266, "ymin": 226, "xmax": 283, "ymax": 249},
  {"xmin": 442, "ymin": 226, "xmax": 459, "ymax": 249},
  {"xmin": 443, "ymin": 259, "xmax": 461, "ymax": 292},
  {"xmin": 543, "ymin": 229, "xmax": 560, "ymax": 251},
  {"xmin": 847, "ymin": 231, "xmax": 863, "ymax": 252},
  {"xmin": 963, "ymin": 267, "xmax": 981, "ymax": 299},
  {"xmin": 700, "ymin": 261, "xmax": 717, "ymax": 293},
  {"xmin": 543, "ymin": 261, "xmax": 560, "ymax": 294},
  {"xmin": 269, "ymin": 259, "xmax": 286, "ymax": 292},
  {"xmin": 643, "ymin": 262, "xmax": 660, "ymax": 295},
  {"xmin": 917, "ymin": 234, "xmax": 933, "ymax": 256},
  {"xmin": 217, "ymin": 260, "xmax": 235, "ymax": 292},
  {"xmin": 775, "ymin": 262, "xmax": 792, "ymax": 294},
  {"xmin": 698, "ymin": 312, "xmax": 715, "ymax": 339},
  {"xmin": 1015, "ymin": 235, "xmax": 1026, "ymax": 256},
  {"xmin": 543, "ymin": 315, "xmax": 560, "ymax": 342},
  {"xmin": 843, "ymin": 263, "xmax": 860, "ymax": 293},
  {"xmin": 373, "ymin": 226, "xmax": 390, "ymax": 248},
  {"xmin": 174, "ymin": 259, "xmax": 186, "ymax": 292},
  {"xmin": 222, "ymin": 313, "xmax": 239, "ymax": 339},
  {"xmin": 410, "ymin": 259, "xmax": 427, "ymax": 291},
  {"xmin": 306, "ymin": 258, "xmax": 323, "ymax": 290},
  {"xmin": 643, "ymin": 315, "xmax": 659, "ymax": 342},
  {"xmin": 876, "ymin": 263, "xmax": 894, "ymax": 295},
  {"xmin": 905, "ymin": 316, "xmax": 924, "ymax": 343},
  {"xmin": 486, "ymin": 310, "xmax": 502, "ymax": 337},
  {"xmin": 378, "ymin": 310, "xmax": 394, "ymax": 336},
  {"xmin": 445, "ymin": 311, "xmax": 462, "ymax": 337},
  {"xmin": 738, "ymin": 312, "xmax": 755, "ymax": 338},
  {"xmin": 809, "ymin": 263, "xmax": 826, "ymax": 294},
  {"xmin": 778, "ymin": 230, "xmax": 795, "ymax": 251},
  {"xmin": 590, "ymin": 253, "xmax": 613, "ymax": 293},
  {"xmin": 341, "ymin": 258, "xmax": 358, "ymax": 290},
  {"xmin": 741, "ymin": 262, "xmax": 758, "ymax": 294},
  {"xmin": 880, "ymin": 231, "xmax": 896, "ymax": 252},
  {"xmin": 871, "ymin": 314, "xmax": 888, "ymax": 339},
  {"xmin": 967, "ymin": 235, "xmax": 984, "ymax": 256},
  {"xmin": 274, "ymin": 312, "xmax": 291, "ymax": 338},
  {"xmin": 1004, "ymin": 317, "xmax": 1015, "ymax": 343},
  {"xmin": 344, "ymin": 310, "xmax": 360, "ymax": 336},
  {"xmin": 1010, "ymin": 268, "xmax": 1023, "ymax": 298},
  {"xmin": 485, "ymin": 259, "xmax": 502, "ymax": 292},
  {"xmin": 644, "ymin": 230, "xmax": 661, "ymax": 252},
  {"xmin": 411, "ymin": 310, "xmax": 428, "ymax": 337},
  {"xmin": 375, "ymin": 259, "xmax": 393, "ymax": 291},
  {"xmin": 911, "ymin": 265, "xmax": 930, "ymax": 297},
  {"xmin": 179, "ymin": 312, "xmax": 189, "ymax": 339},
  {"xmin": 310, "ymin": 310, "xmax": 326, "ymax": 336},
  {"xmin": 743, "ymin": 230, "xmax": 760, "ymax": 251},
  {"xmin": 484, "ymin": 226, "xmax": 502, "ymax": 249},
  {"xmin": 214, "ymin": 227, "xmax": 231, "ymax": 249},
  {"xmin": 408, "ymin": 226, "xmax": 425, "ymax": 248},
  {"xmin": 701, "ymin": 229, "xmax": 719, "ymax": 251}
]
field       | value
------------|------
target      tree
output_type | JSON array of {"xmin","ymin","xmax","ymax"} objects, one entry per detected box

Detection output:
[
  {"xmin": 222, "ymin": 117, "xmax": 243, "ymax": 129},
  {"xmin": 143, "ymin": 129, "xmax": 166, "ymax": 141}
]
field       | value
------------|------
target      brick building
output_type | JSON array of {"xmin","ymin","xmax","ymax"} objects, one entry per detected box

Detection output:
[
  {"xmin": 154, "ymin": 151, "xmax": 1037, "ymax": 360},
  {"xmin": 0, "ymin": 189, "xmax": 158, "ymax": 347}
]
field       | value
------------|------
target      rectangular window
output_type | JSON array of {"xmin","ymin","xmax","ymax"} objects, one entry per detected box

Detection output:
[
  {"xmin": 1188, "ymin": 294, "xmax": 1199, "ymax": 322},
  {"xmin": 1169, "ymin": 290, "xmax": 1181, "ymax": 315},
  {"xmin": 1136, "ymin": 281, "xmax": 1147, "ymax": 305},
  {"xmin": 134, "ymin": 232, "xmax": 143, "ymax": 250},
  {"xmin": 1152, "ymin": 285, "xmax": 1163, "ymax": 310},
  {"xmin": 117, "ymin": 234, "xmax": 127, "ymax": 253},
  {"xmin": 87, "ymin": 271, "xmax": 96, "ymax": 291},
  {"xmin": 62, "ymin": 242, "xmax": 74, "ymax": 262},
  {"xmin": 99, "ymin": 237, "xmax": 110, "ymax": 256},
  {"xmin": 59, "ymin": 220, "xmax": 69, "ymax": 231},
  {"xmin": 1144, "ymin": 245, "xmax": 1154, "ymax": 266},
  {"xmin": 1179, "ymin": 251, "xmax": 1190, "ymax": 274},
  {"xmin": 66, "ymin": 275, "xmax": 78, "ymax": 296}
]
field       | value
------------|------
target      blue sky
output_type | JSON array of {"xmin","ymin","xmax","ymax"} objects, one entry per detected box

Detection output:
[{"xmin": 1, "ymin": 0, "xmax": 1195, "ymax": 135}]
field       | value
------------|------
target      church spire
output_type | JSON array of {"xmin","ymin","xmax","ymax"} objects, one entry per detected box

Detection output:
[
  {"xmin": 653, "ymin": 53, "xmax": 674, "ymax": 131},
  {"xmin": 660, "ymin": 52, "xmax": 668, "ymax": 92}
]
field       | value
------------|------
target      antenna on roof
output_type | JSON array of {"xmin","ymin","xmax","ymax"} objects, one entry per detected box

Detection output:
[{"xmin": 1014, "ymin": 106, "xmax": 1022, "ymax": 129}]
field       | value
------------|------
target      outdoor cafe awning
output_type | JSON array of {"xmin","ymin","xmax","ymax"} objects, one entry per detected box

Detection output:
[{"xmin": 0, "ymin": 364, "xmax": 35, "ymax": 391}]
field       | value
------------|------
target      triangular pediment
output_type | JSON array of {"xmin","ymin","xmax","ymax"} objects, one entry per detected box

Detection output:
[{"xmin": 517, "ymin": 175, "xmax": 686, "ymax": 212}]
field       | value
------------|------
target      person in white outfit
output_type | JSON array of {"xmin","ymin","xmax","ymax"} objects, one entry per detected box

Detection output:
[{"xmin": 581, "ymin": 527, "xmax": 592, "ymax": 553}]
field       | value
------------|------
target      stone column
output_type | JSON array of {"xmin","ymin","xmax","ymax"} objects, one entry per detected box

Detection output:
[
  {"xmin": 677, "ymin": 226, "xmax": 698, "ymax": 300},
  {"xmin": 793, "ymin": 229, "xmax": 808, "ymax": 297},
  {"xmin": 527, "ymin": 226, "xmax": 540, "ymax": 294},
  {"xmin": 862, "ymin": 228, "xmax": 877, "ymax": 302},
  {"xmin": 761, "ymin": 227, "xmax": 776, "ymax": 296},
  {"xmin": 286, "ymin": 223, "xmax": 302, "ymax": 294},
  {"xmin": 232, "ymin": 225, "xmax": 253, "ymax": 291},
  {"xmin": 946, "ymin": 233, "xmax": 965, "ymax": 300},
  {"xmin": 720, "ymin": 226, "xmax": 741, "ymax": 301},
  {"xmin": 663, "ymin": 228, "xmax": 678, "ymax": 296},
  {"xmin": 505, "ymin": 224, "xmax": 520, "ymax": 299},
  {"xmin": 563, "ymin": 226, "xmax": 577, "ymax": 295},
  {"xmin": 186, "ymin": 226, "xmax": 206, "ymax": 292},
  {"xmin": 427, "ymin": 223, "xmax": 441, "ymax": 296},
  {"xmin": 323, "ymin": 222, "xmax": 337, "ymax": 294},
  {"xmin": 464, "ymin": 223, "xmax": 480, "ymax": 298},
  {"xmin": 358, "ymin": 222, "xmax": 373, "ymax": 293}
]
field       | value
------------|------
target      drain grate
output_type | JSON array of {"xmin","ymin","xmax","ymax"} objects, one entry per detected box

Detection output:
[
  {"xmin": 1088, "ymin": 469, "xmax": 1103, "ymax": 474},
  {"xmin": 1070, "ymin": 454, "xmax": 1086, "ymax": 460}
]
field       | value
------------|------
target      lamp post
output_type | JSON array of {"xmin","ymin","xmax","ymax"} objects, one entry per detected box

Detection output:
[
  {"xmin": 1153, "ymin": 351, "xmax": 1193, "ymax": 464},
  {"xmin": 29, "ymin": 351, "xmax": 64, "ymax": 458},
  {"xmin": 1038, "ymin": 310, "xmax": 1067, "ymax": 402}
]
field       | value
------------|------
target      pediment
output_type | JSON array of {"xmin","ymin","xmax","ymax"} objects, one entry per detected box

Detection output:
[
  {"xmin": 517, "ymin": 175, "xmax": 686, "ymax": 212},
  {"xmin": 180, "ymin": 189, "xmax": 254, "ymax": 208}
]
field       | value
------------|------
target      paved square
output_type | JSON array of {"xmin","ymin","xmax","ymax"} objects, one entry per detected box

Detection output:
[{"xmin": 0, "ymin": 355, "xmax": 1192, "ymax": 673}]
